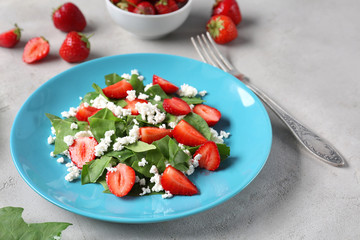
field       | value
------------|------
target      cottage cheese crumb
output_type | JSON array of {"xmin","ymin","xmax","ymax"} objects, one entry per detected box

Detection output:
[
  {"xmin": 220, "ymin": 130, "xmax": 230, "ymax": 139},
  {"xmin": 63, "ymin": 135, "xmax": 75, "ymax": 147},
  {"xmin": 139, "ymin": 186, "xmax": 151, "ymax": 196},
  {"xmin": 162, "ymin": 190, "xmax": 173, "ymax": 199},
  {"xmin": 65, "ymin": 162, "xmax": 80, "ymax": 182},
  {"xmin": 50, "ymin": 151, "xmax": 55, "ymax": 157},
  {"xmin": 138, "ymin": 158, "xmax": 148, "ymax": 167},
  {"xmin": 138, "ymin": 93, "xmax": 149, "ymax": 100},
  {"xmin": 70, "ymin": 122, "xmax": 78, "ymax": 130},
  {"xmin": 57, "ymin": 157, "xmax": 65, "ymax": 163},
  {"xmin": 126, "ymin": 90, "xmax": 137, "ymax": 101},
  {"xmin": 198, "ymin": 90, "xmax": 207, "ymax": 97},
  {"xmin": 95, "ymin": 130, "xmax": 115, "ymax": 157},
  {"xmin": 154, "ymin": 95, "xmax": 161, "ymax": 102},
  {"xmin": 61, "ymin": 107, "xmax": 78, "ymax": 118},
  {"xmin": 177, "ymin": 84, "xmax": 198, "ymax": 97},
  {"xmin": 121, "ymin": 73, "xmax": 131, "ymax": 80},
  {"xmin": 144, "ymin": 83, "xmax": 153, "ymax": 92},
  {"xmin": 48, "ymin": 135, "xmax": 56, "ymax": 145}
]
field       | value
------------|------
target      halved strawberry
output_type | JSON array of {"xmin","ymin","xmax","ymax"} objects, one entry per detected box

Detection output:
[
  {"xmin": 69, "ymin": 137, "xmax": 98, "ymax": 169},
  {"xmin": 123, "ymin": 98, "xmax": 148, "ymax": 115},
  {"xmin": 102, "ymin": 80, "xmax": 133, "ymax": 99},
  {"xmin": 152, "ymin": 74, "xmax": 179, "ymax": 94},
  {"xmin": 163, "ymin": 97, "xmax": 191, "ymax": 116},
  {"xmin": 75, "ymin": 103, "xmax": 101, "ymax": 123},
  {"xmin": 173, "ymin": 120, "xmax": 208, "ymax": 146},
  {"xmin": 106, "ymin": 163, "xmax": 136, "ymax": 197},
  {"xmin": 22, "ymin": 37, "xmax": 50, "ymax": 64},
  {"xmin": 194, "ymin": 141, "xmax": 220, "ymax": 171},
  {"xmin": 161, "ymin": 165, "xmax": 198, "ymax": 196},
  {"xmin": 139, "ymin": 127, "xmax": 173, "ymax": 143},
  {"xmin": 193, "ymin": 104, "xmax": 221, "ymax": 126}
]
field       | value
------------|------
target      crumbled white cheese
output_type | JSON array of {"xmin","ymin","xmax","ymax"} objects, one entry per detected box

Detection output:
[
  {"xmin": 65, "ymin": 162, "xmax": 80, "ymax": 182},
  {"xmin": 135, "ymin": 102, "xmax": 166, "ymax": 125},
  {"xmin": 113, "ymin": 125, "xmax": 140, "ymax": 151},
  {"xmin": 50, "ymin": 151, "xmax": 55, "ymax": 157},
  {"xmin": 131, "ymin": 69, "xmax": 139, "ymax": 75},
  {"xmin": 198, "ymin": 90, "xmax": 207, "ymax": 97},
  {"xmin": 150, "ymin": 173, "xmax": 163, "ymax": 192},
  {"xmin": 220, "ymin": 130, "xmax": 230, "ymax": 139},
  {"xmin": 106, "ymin": 167, "xmax": 117, "ymax": 173},
  {"xmin": 138, "ymin": 158, "xmax": 148, "ymax": 167},
  {"xmin": 70, "ymin": 122, "xmax": 78, "ymax": 130},
  {"xmin": 154, "ymin": 95, "xmax": 161, "ymax": 102},
  {"xmin": 138, "ymin": 93, "xmax": 149, "ymax": 100},
  {"xmin": 47, "ymin": 135, "xmax": 56, "ymax": 145},
  {"xmin": 162, "ymin": 190, "xmax": 173, "ymax": 199},
  {"xmin": 189, "ymin": 104, "xmax": 195, "ymax": 110},
  {"xmin": 209, "ymin": 128, "xmax": 224, "ymax": 144},
  {"xmin": 57, "ymin": 157, "xmax": 65, "ymax": 163},
  {"xmin": 139, "ymin": 178, "xmax": 146, "ymax": 186},
  {"xmin": 126, "ymin": 90, "xmax": 137, "ymax": 101},
  {"xmin": 74, "ymin": 130, "xmax": 93, "ymax": 139},
  {"xmin": 121, "ymin": 73, "xmax": 131, "ymax": 80},
  {"xmin": 138, "ymin": 75, "xmax": 144, "ymax": 81},
  {"xmin": 95, "ymin": 130, "xmax": 115, "ymax": 157},
  {"xmin": 168, "ymin": 122, "xmax": 176, "ymax": 129},
  {"xmin": 144, "ymin": 83, "xmax": 153, "ymax": 92},
  {"xmin": 51, "ymin": 127, "xmax": 56, "ymax": 135},
  {"xmin": 61, "ymin": 107, "xmax": 78, "ymax": 118},
  {"xmin": 63, "ymin": 135, "xmax": 75, "ymax": 147},
  {"xmin": 139, "ymin": 186, "xmax": 151, "ymax": 196},
  {"xmin": 159, "ymin": 124, "xmax": 166, "ymax": 129},
  {"xmin": 149, "ymin": 165, "xmax": 158, "ymax": 174},
  {"xmin": 193, "ymin": 154, "xmax": 201, "ymax": 168},
  {"xmin": 177, "ymin": 84, "xmax": 198, "ymax": 97}
]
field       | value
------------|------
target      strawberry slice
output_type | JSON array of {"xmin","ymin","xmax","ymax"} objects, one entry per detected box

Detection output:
[
  {"xmin": 139, "ymin": 127, "xmax": 173, "ymax": 143},
  {"xmin": 193, "ymin": 104, "xmax": 221, "ymax": 126},
  {"xmin": 194, "ymin": 141, "xmax": 221, "ymax": 171},
  {"xmin": 173, "ymin": 120, "xmax": 208, "ymax": 146},
  {"xmin": 123, "ymin": 98, "xmax": 148, "ymax": 115},
  {"xmin": 163, "ymin": 97, "xmax": 191, "ymax": 116},
  {"xmin": 69, "ymin": 137, "xmax": 98, "ymax": 169},
  {"xmin": 102, "ymin": 80, "xmax": 133, "ymax": 99},
  {"xmin": 22, "ymin": 37, "xmax": 50, "ymax": 64},
  {"xmin": 75, "ymin": 103, "xmax": 101, "ymax": 123},
  {"xmin": 161, "ymin": 165, "xmax": 198, "ymax": 196},
  {"xmin": 152, "ymin": 74, "xmax": 179, "ymax": 94},
  {"xmin": 106, "ymin": 163, "xmax": 136, "ymax": 197}
]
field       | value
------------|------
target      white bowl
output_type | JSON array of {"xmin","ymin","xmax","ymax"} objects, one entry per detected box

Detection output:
[{"xmin": 105, "ymin": 0, "xmax": 193, "ymax": 39}]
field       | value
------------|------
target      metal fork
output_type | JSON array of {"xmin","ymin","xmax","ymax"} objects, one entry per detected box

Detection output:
[{"xmin": 191, "ymin": 32, "xmax": 345, "ymax": 167}]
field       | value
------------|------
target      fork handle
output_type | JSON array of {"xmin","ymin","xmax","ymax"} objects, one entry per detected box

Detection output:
[{"xmin": 236, "ymin": 74, "xmax": 345, "ymax": 167}]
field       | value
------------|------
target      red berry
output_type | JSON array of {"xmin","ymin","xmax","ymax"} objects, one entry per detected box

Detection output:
[
  {"xmin": 106, "ymin": 163, "xmax": 136, "ymax": 197},
  {"xmin": 123, "ymin": 98, "xmax": 148, "ymax": 115},
  {"xmin": 139, "ymin": 127, "xmax": 173, "ymax": 143},
  {"xmin": 163, "ymin": 97, "xmax": 191, "ymax": 116},
  {"xmin": 133, "ymin": 1, "xmax": 156, "ymax": 15},
  {"xmin": 161, "ymin": 165, "xmax": 198, "ymax": 196},
  {"xmin": 212, "ymin": 0, "xmax": 242, "ymax": 25},
  {"xmin": 75, "ymin": 103, "xmax": 101, "ymax": 123},
  {"xmin": 69, "ymin": 137, "xmax": 98, "ymax": 169},
  {"xmin": 22, "ymin": 37, "xmax": 50, "ymax": 64},
  {"xmin": 155, "ymin": 0, "xmax": 179, "ymax": 14},
  {"xmin": 102, "ymin": 80, "xmax": 134, "ymax": 99},
  {"xmin": 206, "ymin": 15, "xmax": 238, "ymax": 44},
  {"xmin": 173, "ymin": 120, "xmax": 208, "ymax": 146},
  {"xmin": 194, "ymin": 141, "xmax": 221, "ymax": 171},
  {"xmin": 0, "ymin": 24, "xmax": 22, "ymax": 48},
  {"xmin": 152, "ymin": 74, "xmax": 179, "ymax": 94},
  {"xmin": 193, "ymin": 104, "xmax": 221, "ymax": 126},
  {"xmin": 59, "ymin": 32, "xmax": 91, "ymax": 63},
  {"xmin": 52, "ymin": 2, "xmax": 87, "ymax": 32}
]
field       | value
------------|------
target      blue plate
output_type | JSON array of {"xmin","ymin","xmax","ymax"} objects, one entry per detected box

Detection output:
[{"xmin": 10, "ymin": 53, "xmax": 272, "ymax": 223}]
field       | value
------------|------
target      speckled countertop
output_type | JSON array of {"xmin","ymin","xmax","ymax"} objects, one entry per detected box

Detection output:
[{"xmin": 1, "ymin": 0, "xmax": 359, "ymax": 239}]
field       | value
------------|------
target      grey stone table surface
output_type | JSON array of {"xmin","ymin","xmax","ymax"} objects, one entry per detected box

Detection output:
[{"xmin": 1, "ymin": 0, "xmax": 359, "ymax": 239}]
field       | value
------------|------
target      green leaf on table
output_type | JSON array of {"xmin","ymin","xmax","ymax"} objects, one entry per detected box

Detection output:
[
  {"xmin": 0, "ymin": 206, "xmax": 71, "ymax": 240},
  {"xmin": 183, "ymin": 112, "xmax": 211, "ymax": 140},
  {"xmin": 45, "ymin": 113, "xmax": 89, "ymax": 155},
  {"xmin": 104, "ymin": 73, "xmax": 123, "ymax": 86}
]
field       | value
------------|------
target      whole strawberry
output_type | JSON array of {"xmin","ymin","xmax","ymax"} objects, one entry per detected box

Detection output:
[
  {"xmin": 52, "ymin": 2, "xmax": 87, "ymax": 32},
  {"xmin": 59, "ymin": 32, "xmax": 91, "ymax": 63},
  {"xmin": 155, "ymin": 0, "xmax": 179, "ymax": 14},
  {"xmin": 206, "ymin": 15, "xmax": 238, "ymax": 44},
  {"xmin": 0, "ymin": 24, "xmax": 22, "ymax": 48},
  {"xmin": 212, "ymin": 0, "xmax": 242, "ymax": 25}
]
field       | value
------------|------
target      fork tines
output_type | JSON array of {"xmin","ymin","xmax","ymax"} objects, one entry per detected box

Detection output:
[{"xmin": 190, "ymin": 32, "xmax": 234, "ymax": 72}]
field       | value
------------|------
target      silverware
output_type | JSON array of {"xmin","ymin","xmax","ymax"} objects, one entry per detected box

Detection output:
[{"xmin": 191, "ymin": 32, "xmax": 345, "ymax": 167}]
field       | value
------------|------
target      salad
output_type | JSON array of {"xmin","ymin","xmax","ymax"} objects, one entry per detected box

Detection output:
[{"xmin": 46, "ymin": 69, "xmax": 230, "ymax": 198}]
